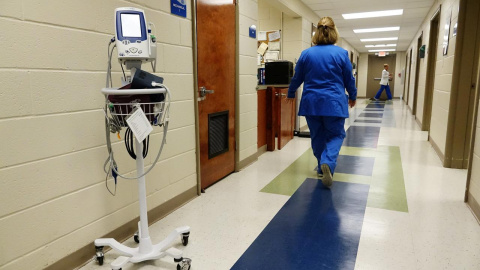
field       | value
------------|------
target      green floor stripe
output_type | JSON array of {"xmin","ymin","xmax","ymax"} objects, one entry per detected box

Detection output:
[
  {"xmin": 368, "ymin": 146, "xmax": 408, "ymax": 212},
  {"xmin": 260, "ymin": 148, "xmax": 317, "ymax": 196},
  {"xmin": 339, "ymin": 146, "xmax": 377, "ymax": 157},
  {"xmin": 333, "ymin": 173, "xmax": 370, "ymax": 185},
  {"xmin": 261, "ymin": 146, "xmax": 408, "ymax": 213}
]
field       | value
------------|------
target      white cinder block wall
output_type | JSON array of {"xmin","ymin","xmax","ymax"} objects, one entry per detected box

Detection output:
[
  {"xmin": 238, "ymin": 0, "xmax": 259, "ymax": 161},
  {"xmin": 394, "ymin": 52, "xmax": 406, "ymax": 98},
  {"xmin": 0, "ymin": 0, "xmax": 196, "ymax": 268},
  {"xmin": 282, "ymin": 15, "xmax": 302, "ymax": 63},
  {"xmin": 357, "ymin": 53, "xmax": 369, "ymax": 98},
  {"xmin": 406, "ymin": 0, "xmax": 460, "ymax": 153},
  {"xmin": 258, "ymin": 0, "xmax": 282, "ymax": 34}
]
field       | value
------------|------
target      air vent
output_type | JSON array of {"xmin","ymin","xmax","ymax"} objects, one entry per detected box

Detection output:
[{"xmin": 208, "ymin": 111, "xmax": 229, "ymax": 159}]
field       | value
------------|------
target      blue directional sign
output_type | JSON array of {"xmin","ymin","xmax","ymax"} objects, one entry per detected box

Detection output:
[{"xmin": 171, "ymin": 0, "xmax": 187, "ymax": 18}]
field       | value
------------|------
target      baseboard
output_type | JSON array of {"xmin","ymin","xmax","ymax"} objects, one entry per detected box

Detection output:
[
  {"xmin": 467, "ymin": 192, "xmax": 480, "ymax": 225},
  {"xmin": 237, "ymin": 145, "xmax": 266, "ymax": 170},
  {"xmin": 45, "ymin": 186, "xmax": 198, "ymax": 270},
  {"xmin": 429, "ymin": 135, "xmax": 445, "ymax": 165},
  {"xmin": 415, "ymin": 117, "xmax": 422, "ymax": 129}
]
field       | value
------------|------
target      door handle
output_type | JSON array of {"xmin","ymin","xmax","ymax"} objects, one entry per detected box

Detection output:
[
  {"xmin": 199, "ymin": 86, "xmax": 215, "ymax": 97},
  {"xmin": 275, "ymin": 93, "xmax": 286, "ymax": 97}
]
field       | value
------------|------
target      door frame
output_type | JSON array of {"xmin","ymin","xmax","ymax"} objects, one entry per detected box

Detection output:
[
  {"xmin": 356, "ymin": 56, "xmax": 359, "ymax": 89},
  {"xmin": 465, "ymin": 49, "xmax": 480, "ymax": 202},
  {"xmin": 406, "ymin": 48, "xmax": 413, "ymax": 104},
  {"xmin": 403, "ymin": 53, "xmax": 407, "ymax": 101},
  {"xmin": 446, "ymin": 0, "xmax": 480, "ymax": 169},
  {"xmin": 422, "ymin": 8, "xmax": 440, "ymax": 133},
  {"xmin": 192, "ymin": 0, "xmax": 201, "ymax": 195},
  {"xmin": 192, "ymin": 0, "xmax": 239, "ymax": 193}
]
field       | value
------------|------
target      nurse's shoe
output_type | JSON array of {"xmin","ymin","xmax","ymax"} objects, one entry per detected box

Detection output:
[{"xmin": 320, "ymin": 164, "xmax": 333, "ymax": 188}]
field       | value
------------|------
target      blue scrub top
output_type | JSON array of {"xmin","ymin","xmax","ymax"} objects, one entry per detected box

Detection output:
[{"xmin": 287, "ymin": 44, "xmax": 357, "ymax": 118}]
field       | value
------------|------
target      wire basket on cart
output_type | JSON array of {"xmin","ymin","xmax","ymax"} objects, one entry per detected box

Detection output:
[{"xmin": 102, "ymin": 88, "xmax": 167, "ymax": 127}]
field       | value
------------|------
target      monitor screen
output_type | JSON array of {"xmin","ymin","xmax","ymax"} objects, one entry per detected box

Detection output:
[{"xmin": 121, "ymin": 14, "xmax": 142, "ymax": 37}]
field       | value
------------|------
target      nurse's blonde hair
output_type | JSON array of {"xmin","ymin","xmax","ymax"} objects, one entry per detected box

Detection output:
[{"xmin": 312, "ymin": 17, "xmax": 339, "ymax": 45}]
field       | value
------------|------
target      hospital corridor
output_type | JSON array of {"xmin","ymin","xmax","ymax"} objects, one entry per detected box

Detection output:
[
  {"xmin": 79, "ymin": 99, "xmax": 480, "ymax": 269},
  {"xmin": 1, "ymin": 0, "xmax": 480, "ymax": 270}
]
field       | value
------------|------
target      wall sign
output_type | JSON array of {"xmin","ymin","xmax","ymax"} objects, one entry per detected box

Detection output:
[
  {"xmin": 171, "ymin": 0, "xmax": 187, "ymax": 18},
  {"xmin": 249, "ymin": 25, "xmax": 256, "ymax": 39}
]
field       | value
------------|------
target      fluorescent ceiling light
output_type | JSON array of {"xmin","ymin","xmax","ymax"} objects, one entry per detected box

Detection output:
[
  {"xmin": 368, "ymin": 49, "xmax": 396, "ymax": 52},
  {"xmin": 365, "ymin": 44, "xmax": 397, "ymax": 48},
  {"xmin": 343, "ymin": 9, "xmax": 403, "ymax": 19},
  {"xmin": 361, "ymin": 37, "xmax": 398, "ymax": 42},
  {"xmin": 354, "ymin": 27, "xmax": 400, "ymax": 33}
]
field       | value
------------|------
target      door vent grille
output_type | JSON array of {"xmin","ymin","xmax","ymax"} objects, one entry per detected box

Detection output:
[{"xmin": 208, "ymin": 111, "xmax": 229, "ymax": 159}]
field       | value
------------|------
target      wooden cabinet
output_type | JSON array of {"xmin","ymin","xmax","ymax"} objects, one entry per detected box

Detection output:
[{"xmin": 257, "ymin": 85, "xmax": 296, "ymax": 151}]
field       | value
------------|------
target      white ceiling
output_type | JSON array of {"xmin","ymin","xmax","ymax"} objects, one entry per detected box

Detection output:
[{"xmin": 301, "ymin": 0, "xmax": 435, "ymax": 53}]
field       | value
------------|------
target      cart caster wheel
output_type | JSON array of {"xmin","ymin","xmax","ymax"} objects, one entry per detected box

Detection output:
[
  {"xmin": 176, "ymin": 257, "xmax": 192, "ymax": 270},
  {"xmin": 95, "ymin": 246, "xmax": 104, "ymax": 266},
  {"xmin": 97, "ymin": 256, "xmax": 104, "ymax": 266},
  {"xmin": 181, "ymin": 232, "xmax": 190, "ymax": 246},
  {"xmin": 177, "ymin": 263, "xmax": 191, "ymax": 270},
  {"xmin": 134, "ymin": 232, "xmax": 139, "ymax": 243}
]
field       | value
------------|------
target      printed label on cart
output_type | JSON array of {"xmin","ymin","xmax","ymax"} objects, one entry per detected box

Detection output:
[{"xmin": 126, "ymin": 107, "xmax": 153, "ymax": 143}]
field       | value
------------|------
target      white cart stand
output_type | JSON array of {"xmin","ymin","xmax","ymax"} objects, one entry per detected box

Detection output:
[{"xmin": 95, "ymin": 87, "xmax": 191, "ymax": 270}]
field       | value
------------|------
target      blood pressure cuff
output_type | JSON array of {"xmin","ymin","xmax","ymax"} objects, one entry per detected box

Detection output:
[{"xmin": 131, "ymin": 69, "xmax": 164, "ymax": 89}]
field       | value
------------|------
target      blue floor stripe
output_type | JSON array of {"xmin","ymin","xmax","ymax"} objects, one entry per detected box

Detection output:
[
  {"xmin": 366, "ymin": 103, "xmax": 385, "ymax": 109},
  {"xmin": 343, "ymin": 126, "xmax": 381, "ymax": 148},
  {"xmin": 231, "ymin": 180, "xmax": 369, "ymax": 270},
  {"xmin": 363, "ymin": 108, "xmax": 384, "ymax": 111},
  {"xmin": 336, "ymin": 155, "xmax": 375, "ymax": 176},
  {"xmin": 354, "ymin": 119, "xmax": 382, "ymax": 123},
  {"xmin": 359, "ymin": 112, "xmax": 383, "ymax": 118}
]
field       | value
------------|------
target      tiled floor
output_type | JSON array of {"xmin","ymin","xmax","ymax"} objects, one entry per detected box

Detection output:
[{"xmin": 81, "ymin": 99, "xmax": 480, "ymax": 270}]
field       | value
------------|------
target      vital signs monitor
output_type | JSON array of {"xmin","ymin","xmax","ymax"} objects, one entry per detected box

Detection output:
[{"xmin": 115, "ymin": 7, "xmax": 155, "ymax": 64}]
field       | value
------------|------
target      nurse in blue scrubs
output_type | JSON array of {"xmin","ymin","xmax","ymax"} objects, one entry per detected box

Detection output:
[{"xmin": 287, "ymin": 17, "xmax": 357, "ymax": 188}]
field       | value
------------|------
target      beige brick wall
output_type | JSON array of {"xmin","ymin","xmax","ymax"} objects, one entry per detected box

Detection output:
[
  {"xmin": 0, "ymin": 0, "xmax": 195, "ymax": 268},
  {"xmin": 282, "ymin": 15, "xmax": 302, "ymax": 63},
  {"xmin": 297, "ymin": 18, "xmax": 317, "ymax": 129},
  {"xmin": 258, "ymin": 0, "xmax": 282, "ymax": 31},
  {"xmin": 406, "ymin": 0, "xmax": 460, "ymax": 153},
  {"xmin": 357, "ymin": 53, "xmax": 369, "ymax": 97},
  {"xmin": 238, "ymin": 0, "xmax": 259, "ymax": 161}
]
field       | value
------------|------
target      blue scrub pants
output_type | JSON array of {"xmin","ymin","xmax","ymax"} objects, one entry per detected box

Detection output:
[
  {"xmin": 374, "ymin": 84, "xmax": 392, "ymax": 100},
  {"xmin": 305, "ymin": 116, "xmax": 346, "ymax": 175}
]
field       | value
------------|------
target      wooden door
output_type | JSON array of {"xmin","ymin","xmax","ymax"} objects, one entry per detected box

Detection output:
[
  {"xmin": 366, "ymin": 54, "xmax": 396, "ymax": 99},
  {"xmin": 412, "ymin": 34, "xmax": 423, "ymax": 115},
  {"xmin": 277, "ymin": 88, "xmax": 295, "ymax": 150},
  {"xmin": 423, "ymin": 13, "xmax": 439, "ymax": 132},
  {"xmin": 197, "ymin": 0, "xmax": 236, "ymax": 189}
]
